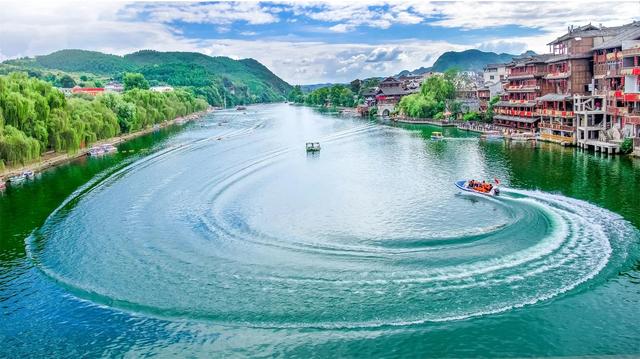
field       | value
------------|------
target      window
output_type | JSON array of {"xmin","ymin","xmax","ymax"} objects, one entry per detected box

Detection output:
[{"xmin": 490, "ymin": 75, "xmax": 495, "ymax": 80}]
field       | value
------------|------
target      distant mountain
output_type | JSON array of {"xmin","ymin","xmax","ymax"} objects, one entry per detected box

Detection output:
[
  {"xmin": 300, "ymin": 83, "xmax": 336, "ymax": 93},
  {"xmin": 2, "ymin": 49, "xmax": 292, "ymax": 106},
  {"xmin": 396, "ymin": 66, "xmax": 432, "ymax": 77},
  {"xmin": 431, "ymin": 49, "xmax": 528, "ymax": 72},
  {"xmin": 395, "ymin": 49, "xmax": 536, "ymax": 76}
]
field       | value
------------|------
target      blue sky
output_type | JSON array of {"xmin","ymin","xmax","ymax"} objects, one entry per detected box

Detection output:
[{"xmin": 1, "ymin": 1, "xmax": 638, "ymax": 84}]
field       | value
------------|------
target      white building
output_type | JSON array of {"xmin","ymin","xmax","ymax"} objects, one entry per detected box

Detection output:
[
  {"xmin": 150, "ymin": 85, "xmax": 174, "ymax": 92},
  {"xmin": 483, "ymin": 63, "xmax": 508, "ymax": 97},
  {"xmin": 105, "ymin": 81, "xmax": 124, "ymax": 93}
]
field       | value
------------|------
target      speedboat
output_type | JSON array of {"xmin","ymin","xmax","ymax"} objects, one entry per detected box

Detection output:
[
  {"xmin": 455, "ymin": 179, "xmax": 500, "ymax": 196},
  {"xmin": 431, "ymin": 131, "xmax": 444, "ymax": 140},
  {"xmin": 8, "ymin": 171, "xmax": 33, "ymax": 183},
  {"xmin": 306, "ymin": 142, "xmax": 321, "ymax": 152}
]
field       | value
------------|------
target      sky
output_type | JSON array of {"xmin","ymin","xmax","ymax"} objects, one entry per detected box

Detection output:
[{"xmin": 0, "ymin": 0, "xmax": 638, "ymax": 85}]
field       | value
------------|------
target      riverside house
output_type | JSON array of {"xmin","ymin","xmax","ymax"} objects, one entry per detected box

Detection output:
[
  {"xmin": 486, "ymin": 21, "xmax": 640, "ymax": 155},
  {"xmin": 492, "ymin": 54, "xmax": 553, "ymax": 131}
]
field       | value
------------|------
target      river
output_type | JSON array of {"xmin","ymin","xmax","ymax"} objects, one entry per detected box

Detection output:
[{"xmin": 1, "ymin": 104, "xmax": 640, "ymax": 357}]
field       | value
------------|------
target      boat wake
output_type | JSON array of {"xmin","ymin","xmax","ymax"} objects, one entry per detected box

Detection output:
[{"xmin": 25, "ymin": 112, "xmax": 639, "ymax": 329}]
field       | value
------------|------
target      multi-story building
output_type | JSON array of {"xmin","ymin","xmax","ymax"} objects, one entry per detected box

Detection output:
[
  {"xmin": 375, "ymin": 77, "xmax": 410, "ymax": 117},
  {"xmin": 493, "ymin": 55, "xmax": 553, "ymax": 131},
  {"xmin": 538, "ymin": 24, "xmax": 602, "ymax": 144},
  {"xmin": 482, "ymin": 63, "xmax": 508, "ymax": 97}
]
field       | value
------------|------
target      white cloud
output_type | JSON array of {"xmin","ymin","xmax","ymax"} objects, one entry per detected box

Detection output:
[{"xmin": 1, "ymin": 0, "xmax": 639, "ymax": 84}]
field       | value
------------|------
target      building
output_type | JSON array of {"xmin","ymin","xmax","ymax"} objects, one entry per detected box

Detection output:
[
  {"xmin": 493, "ymin": 55, "xmax": 553, "ymax": 131},
  {"xmin": 538, "ymin": 25, "xmax": 600, "ymax": 144},
  {"xmin": 477, "ymin": 87, "xmax": 491, "ymax": 112},
  {"xmin": 483, "ymin": 63, "xmax": 508, "ymax": 97},
  {"xmin": 71, "ymin": 87, "xmax": 105, "ymax": 96},
  {"xmin": 105, "ymin": 81, "xmax": 124, "ymax": 93},
  {"xmin": 56, "ymin": 87, "xmax": 73, "ymax": 96},
  {"xmin": 150, "ymin": 85, "xmax": 174, "ymax": 92},
  {"xmin": 455, "ymin": 71, "xmax": 482, "ymax": 113},
  {"xmin": 592, "ymin": 22, "xmax": 640, "ymax": 154},
  {"xmin": 375, "ymin": 77, "xmax": 411, "ymax": 117}
]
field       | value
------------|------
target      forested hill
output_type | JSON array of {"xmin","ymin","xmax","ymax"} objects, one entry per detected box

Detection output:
[
  {"xmin": 2, "ymin": 49, "xmax": 292, "ymax": 106},
  {"xmin": 431, "ymin": 49, "xmax": 520, "ymax": 72}
]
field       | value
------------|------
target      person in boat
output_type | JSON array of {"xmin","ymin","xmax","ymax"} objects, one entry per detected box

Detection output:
[{"xmin": 468, "ymin": 180, "xmax": 476, "ymax": 188}]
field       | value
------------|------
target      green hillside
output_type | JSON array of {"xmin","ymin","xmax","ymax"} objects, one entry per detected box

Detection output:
[
  {"xmin": 431, "ymin": 49, "xmax": 519, "ymax": 72},
  {"xmin": 2, "ymin": 49, "xmax": 292, "ymax": 106}
]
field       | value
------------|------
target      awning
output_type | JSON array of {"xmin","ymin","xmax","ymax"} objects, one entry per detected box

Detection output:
[
  {"xmin": 536, "ymin": 93, "xmax": 571, "ymax": 102},
  {"xmin": 493, "ymin": 115, "xmax": 540, "ymax": 124}
]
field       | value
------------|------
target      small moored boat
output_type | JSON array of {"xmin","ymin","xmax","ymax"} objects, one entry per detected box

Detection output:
[
  {"xmin": 236, "ymin": 106, "xmax": 247, "ymax": 111},
  {"xmin": 480, "ymin": 130, "xmax": 504, "ymax": 141},
  {"xmin": 306, "ymin": 142, "xmax": 321, "ymax": 152},
  {"xmin": 455, "ymin": 179, "xmax": 500, "ymax": 196},
  {"xmin": 508, "ymin": 132, "xmax": 536, "ymax": 142},
  {"xmin": 431, "ymin": 131, "xmax": 444, "ymax": 140}
]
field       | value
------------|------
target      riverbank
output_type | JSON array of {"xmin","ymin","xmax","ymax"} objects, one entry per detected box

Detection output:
[
  {"xmin": 391, "ymin": 116, "xmax": 457, "ymax": 127},
  {"xmin": 0, "ymin": 108, "xmax": 214, "ymax": 182}
]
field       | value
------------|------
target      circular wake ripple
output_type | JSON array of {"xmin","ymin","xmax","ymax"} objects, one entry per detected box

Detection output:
[{"xmin": 25, "ymin": 121, "xmax": 639, "ymax": 329}]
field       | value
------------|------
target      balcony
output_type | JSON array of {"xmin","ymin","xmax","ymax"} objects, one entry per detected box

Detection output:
[
  {"xmin": 605, "ymin": 52, "xmax": 621, "ymax": 61},
  {"xmin": 545, "ymin": 71, "xmax": 570, "ymax": 80},
  {"xmin": 508, "ymin": 72, "xmax": 538, "ymax": 80},
  {"xmin": 621, "ymin": 67, "xmax": 640, "ymax": 76},
  {"xmin": 495, "ymin": 109, "xmax": 535, "ymax": 117},
  {"xmin": 539, "ymin": 121, "xmax": 575, "ymax": 132},
  {"xmin": 507, "ymin": 85, "xmax": 540, "ymax": 92},
  {"xmin": 621, "ymin": 47, "xmax": 640, "ymax": 57},
  {"xmin": 537, "ymin": 109, "xmax": 574, "ymax": 118}
]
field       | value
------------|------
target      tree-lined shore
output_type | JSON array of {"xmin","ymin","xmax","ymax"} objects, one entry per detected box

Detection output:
[{"xmin": 0, "ymin": 72, "xmax": 208, "ymax": 170}]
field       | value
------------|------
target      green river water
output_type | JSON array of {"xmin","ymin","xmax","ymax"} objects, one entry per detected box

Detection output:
[{"xmin": 1, "ymin": 104, "xmax": 640, "ymax": 357}]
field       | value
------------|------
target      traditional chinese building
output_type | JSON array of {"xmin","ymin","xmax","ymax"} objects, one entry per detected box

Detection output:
[
  {"xmin": 375, "ymin": 77, "xmax": 410, "ymax": 117},
  {"xmin": 493, "ymin": 55, "xmax": 553, "ymax": 131}
]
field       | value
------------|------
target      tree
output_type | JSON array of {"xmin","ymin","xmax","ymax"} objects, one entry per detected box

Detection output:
[
  {"xmin": 80, "ymin": 75, "xmax": 88, "ymax": 81},
  {"xmin": 350, "ymin": 79, "xmax": 362, "ymax": 94},
  {"xmin": 59, "ymin": 74, "xmax": 76, "ymax": 88},
  {"xmin": 123, "ymin": 72, "xmax": 150, "ymax": 91},
  {"xmin": 620, "ymin": 138, "xmax": 633, "ymax": 154},
  {"xmin": 288, "ymin": 85, "xmax": 304, "ymax": 103}
]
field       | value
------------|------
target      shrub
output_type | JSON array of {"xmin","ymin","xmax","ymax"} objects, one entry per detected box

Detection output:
[{"xmin": 620, "ymin": 138, "xmax": 633, "ymax": 154}]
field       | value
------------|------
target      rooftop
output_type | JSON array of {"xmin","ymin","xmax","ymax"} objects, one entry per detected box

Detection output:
[
  {"xmin": 592, "ymin": 22, "xmax": 640, "ymax": 50},
  {"xmin": 548, "ymin": 23, "xmax": 628, "ymax": 45}
]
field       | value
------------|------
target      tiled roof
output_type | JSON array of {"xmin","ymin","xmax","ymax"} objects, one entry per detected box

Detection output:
[
  {"xmin": 536, "ymin": 93, "xmax": 571, "ymax": 102},
  {"xmin": 378, "ymin": 86, "xmax": 409, "ymax": 96},
  {"xmin": 548, "ymin": 23, "xmax": 627, "ymax": 45},
  {"xmin": 494, "ymin": 115, "xmax": 539, "ymax": 124},
  {"xmin": 592, "ymin": 22, "xmax": 640, "ymax": 50}
]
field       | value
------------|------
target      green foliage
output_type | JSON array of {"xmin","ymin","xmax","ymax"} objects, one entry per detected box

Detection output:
[
  {"xmin": 59, "ymin": 74, "xmax": 76, "ymax": 88},
  {"xmin": 431, "ymin": 49, "xmax": 520, "ymax": 72},
  {"xmin": 398, "ymin": 71, "xmax": 457, "ymax": 119},
  {"xmin": 288, "ymin": 85, "xmax": 304, "ymax": 103},
  {"xmin": 304, "ymin": 84, "xmax": 355, "ymax": 107},
  {"xmin": 123, "ymin": 73, "xmax": 150, "ymax": 91},
  {"xmin": 32, "ymin": 49, "xmax": 134, "ymax": 75},
  {"xmin": 0, "ymin": 73, "xmax": 207, "ymax": 165},
  {"xmin": 2, "ymin": 49, "xmax": 292, "ymax": 108},
  {"xmin": 620, "ymin": 138, "xmax": 634, "ymax": 154},
  {"xmin": 484, "ymin": 95, "xmax": 501, "ymax": 122},
  {"xmin": 463, "ymin": 111, "xmax": 481, "ymax": 122}
]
